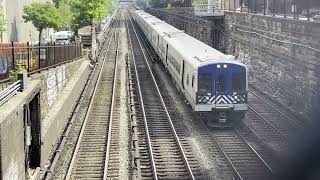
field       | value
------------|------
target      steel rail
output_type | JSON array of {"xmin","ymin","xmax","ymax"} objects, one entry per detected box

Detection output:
[
  {"xmin": 42, "ymin": 11, "xmax": 115, "ymax": 179},
  {"xmin": 128, "ymin": 15, "xmax": 195, "ymax": 180},
  {"xmin": 126, "ymin": 17, "xmax": 158, "ymax": 180},
  {"xmin": 64, "ymin": 16, "xmax": 119, "ymax": 180},
  {"xmin": 103, "ymin": 12, "xmax": 121, "ymax": 180},
  {"xmin": 249, "ymin": 90, "xmax": 304, "ymax": 129},
  {"xmin": 248, "ymin": 105, "xmax": 288, "ymax": 140},
  {"xmin": 234, "ymin": 129, "xmax": 274, "ymax": 174},
  {"xmin": 212, "ymin": 130, "xmax": 273, "ymax": 180}
]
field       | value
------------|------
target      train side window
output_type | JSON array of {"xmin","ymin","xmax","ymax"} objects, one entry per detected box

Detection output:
[
  {"xmin": 186, "ymin": 74, "xmax": 189, "ymax": 85},
  {"xmin": 198, "ymin": 74, "xmax": 211, "ymax": 94},
  {"xmin": 216, "ymin": 75, "xmax": 226, "ymax": 92},
  {"xmin": 232, "ymin": 73, "xmax": 246, "ymax": 92},
  {"xmin": 191, "ymin": 75, "xmax": 194, "ymax": 87}
]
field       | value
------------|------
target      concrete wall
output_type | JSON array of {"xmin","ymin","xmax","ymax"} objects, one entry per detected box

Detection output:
[
  {"xmin": 0, "ymin": 58, "xmax": 90, "ymax": 179},
  {"xmin": 0, "ymin": 80, "xmax": 40, "ymax": 180},
  {"xmin": 224, "ymin": 11, "xmax": 320, "ymax": 120},
  {"xmin": 1, "ymin": 0, "xmax": 53, "ymax": 42},
  {"xmin": 36, "ymin": 58, "xmax": 90, "ymax": 167}
]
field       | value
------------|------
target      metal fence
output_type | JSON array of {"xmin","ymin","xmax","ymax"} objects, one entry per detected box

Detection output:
[
  {"xmin": 0, "ymin": 42, "xmax": 83, "ymax": 80},
  {"xmin": 194, "ymin": 4, "xmax": 224, "ymax": 16},
  {"xmin": 0, "ymin": 80, "xmax": 21, "ymax": 106},
  {"xmin": 221, "ymin": 0, "xmax": 320, "ymax": 21}
]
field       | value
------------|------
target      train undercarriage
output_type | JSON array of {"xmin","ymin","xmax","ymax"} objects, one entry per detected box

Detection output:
[{"xmin": 198, "ymin": 110, "xmax": 246, "ymax": 128}]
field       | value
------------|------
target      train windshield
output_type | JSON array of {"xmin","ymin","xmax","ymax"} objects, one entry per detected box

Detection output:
[
  {"xmin": 232, "ymin": 73, "xmax": 246, "ymax": 92},
  {"xmin": 198, "ymin": 74, "xmax": 211, "ymax": 94},
  {"xmin": 216, "ymin": 75, "xmax": 226, "ymax": 92}
]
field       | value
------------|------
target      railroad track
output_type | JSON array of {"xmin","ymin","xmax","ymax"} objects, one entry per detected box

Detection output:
[
  {"xmin": 248, "ymin": 90, "xmax": 304, "ymax": 134},
  {"xmin": 242, "ymin": 90, "xmax": 305, "ymax": 151},
  {"xmin": 212, "ymin": 130, "xmax": 274, "ymax": 180},
  {"xmin": 127, "ymin": 14, "xmax": 195, "ymax": 180},
  {"xmin": 127, "ymin": 13, "xmax": 271, "ymax": 180},
  {"xmin": 65, "ymin": 12, "xmax": 121, "ymax": 180}
]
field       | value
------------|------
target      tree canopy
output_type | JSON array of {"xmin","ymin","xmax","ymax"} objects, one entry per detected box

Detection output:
[
  {"xmin": 23, "ymin": 0, "xmax": 115, "ymax": 41},
  {"xmin": 0, "ymin": 4, "xmax": 6, "ymax": 42},
  {"xmin": 71, "ymin": 0, "xmax": 108, "ymax": 25},
  {"xmin": 57, "ymin": 0, "xmax": 74, "ymax": 29},
  {"xmin": 23, "ymin": 2, "xmax": 63, "ymax": 41}
]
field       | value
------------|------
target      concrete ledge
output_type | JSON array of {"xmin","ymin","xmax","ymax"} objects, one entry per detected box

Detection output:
[
  {"xmin": 41, "ymin": 59, "xmax": 90, "ymax": 167},
  {"xmin": 0, "ymin": 80, "xmax": 41, "ymax": 180}
]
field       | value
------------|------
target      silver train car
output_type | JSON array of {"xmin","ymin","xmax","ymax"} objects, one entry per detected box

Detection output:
[{"xmin": 131, "ymin": 10, "xmax": 248, "ymax": 127}]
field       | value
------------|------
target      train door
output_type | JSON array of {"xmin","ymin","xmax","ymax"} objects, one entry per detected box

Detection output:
[
  {"xmin": 181, "ymin": 60, "xmax": 185, "ymax": 89},
  {"xmin": 157, "ymin": 35, "xmax": 159, "ymax": 53},
  {"xmin": 165, "ymin": 44, "xmax": 168, "ymax": 65}
]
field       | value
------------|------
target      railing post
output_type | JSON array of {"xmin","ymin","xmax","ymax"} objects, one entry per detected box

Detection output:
[
  {"xmin": 229, "ymin": 0, "xmax": 231, "ymax": 11},
  {"xmin": 38, "ymin": 42, "xmax": 41, "ymax": 69},
  {"xmin": 11, "ymin": 41, "xmax": 15, "ymax": 69},
  {"xmin": 263, "ymin": 0, "xmax": 266, "ymax": 15},
  {"xmin": 248, "ymin": 0, "xmax": 250, "ymax": 13},
  {"xmin": 293, "ymin": 0, "xmax": 297, "ymax": 19},
  {"xmin": 233, "ymin": 0, "xmax": 236, "ymax": 12},
  {"xmin": 273, "ymin": 0, "xmax": 275, "ymax": 16},
  {"xmin": 53, "ymin": 42, "xmax": 56, "ymax": 65},
  {"xmin": 254, "ymin": 0, "xmax": 257, "ymax": 13},
  {"xmin": 240, "ymin": 0, "xmax": 243, "ymax": 12},
  {"xmin": 67, "ymin": 43, "xmax": 70, "ymax": 61},
  {"xmin": 46, "ymin": 42, "xmax": 49, "ymax": 67},
  {"xmin": 27, "ymin": 42, "xmax": 30, "ymax": 72},
  {"xmin": 18, "ymin": 70, "xmax": 27, "ymax": 92},
  {"xmin": 307, "ymin": 0, "xmax": 310, "ymax": 21},
  {"xmin": 64, "ymin": 43, "xmax": 66, "ymax": 62},
  {"xmin": 284, "ymin": 0, "xmax": 286, "ymax": 18}
]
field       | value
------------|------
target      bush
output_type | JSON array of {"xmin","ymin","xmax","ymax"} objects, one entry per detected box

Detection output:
[{"xmin": 9, "ymin": 65, "xmax": 25, "ymax": 82}]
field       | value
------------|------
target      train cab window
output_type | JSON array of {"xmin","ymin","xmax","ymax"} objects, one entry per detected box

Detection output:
[
  {"xmin": 232, "ymin": 73, "xmax": 246, "ymax": 92},
  {"xmin": 191, "ymin": 75, "xmax": 194, "ymax": 88},
  {"xmin": 216, "ymin": 75, "xmax": 226, "ymax": 92},
  {"xmin": 198, "ymin": 74, "xmax": 211, "ymax": 94}
]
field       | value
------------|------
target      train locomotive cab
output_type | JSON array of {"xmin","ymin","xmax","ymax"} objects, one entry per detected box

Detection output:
[{"xmin": 196, "ymin": 62, "xmax": 248, "ymax": 127}]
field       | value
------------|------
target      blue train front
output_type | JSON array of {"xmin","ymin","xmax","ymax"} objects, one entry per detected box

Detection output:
[{"xmin": 196, "ymin": 62, "xmax": 248, "ymax": 127}]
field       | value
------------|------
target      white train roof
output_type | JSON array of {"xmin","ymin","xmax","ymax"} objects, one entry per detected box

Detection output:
[{"xmin": 135, "ymin": 10, "xmax": 244, "ymax": 68}]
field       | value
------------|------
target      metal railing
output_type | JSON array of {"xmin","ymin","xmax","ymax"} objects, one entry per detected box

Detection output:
[
  {"xmin": 0, "ymin": 42, "xmax": 83, "ymax": 80},
  {"xmin": 0, "ymin": 80, "xmax": 21, "ymax": 106},
  {"xmin": 194, "ymin": 4, "xmax": 224, "ymax": 16},
  {"xmin": 221, "ymin": 0, "xmax": 320, "ymax": 21}
]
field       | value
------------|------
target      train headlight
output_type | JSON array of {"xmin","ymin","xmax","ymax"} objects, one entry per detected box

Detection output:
[
  {"xmin": 223, "ymin": 64, "xmax": 228, "ymax": 68},
  {"xmin": 217, "ymin": 64, "xmax": 221, "ymax": 68}
]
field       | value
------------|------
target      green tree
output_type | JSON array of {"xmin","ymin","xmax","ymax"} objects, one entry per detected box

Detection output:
[
  {"xmin": 0, "ymin": 4, "xmax": 6, "ymax": 42},
  {"xmin": 192, "ymin": 0, "xmax": 207, "ymax": 5},
  {"xmin": 58, "ymin": 0, "xmax": 74, "ymax": 30},
  {"xmin": 23, "ymin": 3, "xmax": 63, "ymax": 42},
  {"xmin": 71, "ymin": 0, "xmax": 108, "ymax": 27}
]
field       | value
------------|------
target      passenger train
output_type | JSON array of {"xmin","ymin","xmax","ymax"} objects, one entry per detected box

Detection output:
[{"xmin": 131, "ymin": 10, "xmax": 248, "ymax": 127}]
